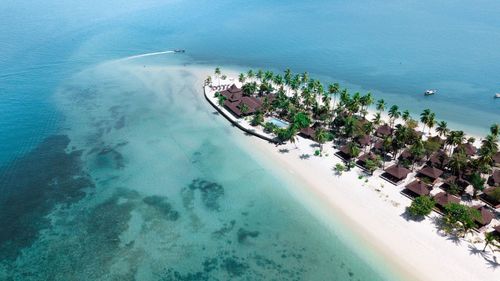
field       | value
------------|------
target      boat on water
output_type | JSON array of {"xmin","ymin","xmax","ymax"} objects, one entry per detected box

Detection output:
[
  {"xmin": 495, "ymin": 93, "xmax": 500, "ymax": 99},
  {"xmin": 174, "ymin": 49, "xmax": 186, "ymax": 53},
  {"xmin": 424, "ymin": 89, "xmax": 437, "ymax": 96}
]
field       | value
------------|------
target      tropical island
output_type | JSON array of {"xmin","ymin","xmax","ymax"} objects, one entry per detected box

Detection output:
[{"xmin": 203, "ymin": 67, "xmax": 500, "ymax": 277}]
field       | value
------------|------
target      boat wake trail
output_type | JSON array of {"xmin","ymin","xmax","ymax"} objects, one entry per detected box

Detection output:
[{"xmin": 116, "ymin": 50, "xmax": 175, "ymax": 62}]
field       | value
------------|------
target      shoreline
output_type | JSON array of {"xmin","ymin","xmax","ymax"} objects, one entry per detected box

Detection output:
[{"xmin": 202, "ymin": 68, "xmax": 499, "ymax": 281}]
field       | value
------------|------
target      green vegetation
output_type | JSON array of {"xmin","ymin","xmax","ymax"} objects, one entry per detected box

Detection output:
[
  {"xmin": 334, "ymin": 163, "xmax": 345, "ymax": 175},
  {"xmin": 443, "ymin": 203, "xmax": 481, "ymax": 236},
  {"xmin": 407, "ymin": 196, "xmax": 435, "ymax": 218},
  {"xmin": 263, "ymin": 122, "xmax": 278, "ymax": 134},
  {"xmin": 251, "ymin": 112, "xmax": 264, "ymax": 126},
  {"xmin": 469, "ymin": 173, "xmax": 485, "ymax": 198}
]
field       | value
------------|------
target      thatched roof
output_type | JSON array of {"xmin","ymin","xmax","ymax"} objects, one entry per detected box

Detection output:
[
  {"xmin": 223, "ymin": 96, "xmax": 262, "ymax": 117},
  {"xmin": 358, "ymin": 152, "xmax": 378, "ymax": 163},
  {"xmin": 384, "ymin": 165, "xmax": 410, "ymax": 180},
  {"xmin": 418, "ymin": 166, "xmax": 444, "ymax": 180},
  {"xmin": 472, "ymin": 205, "xmax": 494, "ymax": 226},
  {"xmin": 405, "ymin": 180, "xmax": 432, "ymax": 196},
  {"xmin": 433, "ymin": 192, "xmax": 460, "ymax": 207},
  {"xmin": 444, "ymin": 176, "xmax": 469, "ymax": 188},
  {"xmin": 375, "ymin": 124, "xmax": 392, "ymax": 137},
  {"xmin": 399, "ymin": 149, "xmax": 412, "ymax": 160},
  {"xmin": 373, "ymin": 139, "xmax": 384, "ymax": 150},
  {"xmin": 427, "ymin": 135, "xmax": 444, "ymax": 144},
  {"xmin": 355, "ymin": 135, "xmax": 371, "ymax": 146},
  {"xmin": 227, "ymin": 84, "xmax": 241, "ymax": 93},
  {"xmin": 429, "ymin": 150, "xmax": 449, "ymax": 166},
  {"xmin": 220, "ymin": 84, "xmax": 243, "ymax": 102},
  {"xmin": 488, "ymin": 170, "xmax": 500, "ymax": 186},
  {"xmin": 493, "ymin": 152, "xmax": 500, "ymax": 165},
  {"xmin": 482, "ymin": 186, "xmax": 500, "ymax": 208},
  {"xmin": 299, "ymin": 127, "xmax": 316, "ymax": 139},
  {"xmin": 455, "ymin": 143, "xmax": 477, "ymax": 156}
]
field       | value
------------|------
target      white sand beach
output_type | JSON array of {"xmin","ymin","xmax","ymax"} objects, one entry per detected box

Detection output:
[
  {"xmin": 201, "ymin": 68, "xmax": 499, "ymax": 281},
  {"xmin": 246, "ymin": 132, "xmax": 499, "ymax": 281}
]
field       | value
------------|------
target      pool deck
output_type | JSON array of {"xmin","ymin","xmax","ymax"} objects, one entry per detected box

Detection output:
[{"xmin": 203, "ymin": 84, "xmax": 279, "ymax": 143}]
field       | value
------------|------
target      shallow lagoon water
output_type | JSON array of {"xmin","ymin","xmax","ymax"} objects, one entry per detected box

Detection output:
[{"xmin": 0, "ymin": 59, "xmax": 399, "ymax": 280}]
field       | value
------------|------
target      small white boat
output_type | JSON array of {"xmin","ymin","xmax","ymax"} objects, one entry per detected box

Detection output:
[
  {"xmin": 174, "ymin": 49, "xmax": 186, "ymax": 53},
  {"xmin": 424, "ymin": 89, "xmax": 437, "ymax": 96},
  {"xmin": 495, "ymin": 93, "xmax": 500, "ymax": 99}
]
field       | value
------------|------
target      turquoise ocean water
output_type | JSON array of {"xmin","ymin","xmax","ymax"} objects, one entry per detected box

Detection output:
[{"xmin": 1, "ymin": 0, "xmax": 499, "ymax": 280}]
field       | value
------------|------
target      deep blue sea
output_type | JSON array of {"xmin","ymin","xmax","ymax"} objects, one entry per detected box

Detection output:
[{"xmin": 0, "ymin": 0, "xmax": 499, "ymax": 280}]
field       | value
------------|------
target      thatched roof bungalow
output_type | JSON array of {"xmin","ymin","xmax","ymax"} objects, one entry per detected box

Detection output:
[
  {"xmin": 440, "ymin": 176, "xmax": 469, "ymax": 195},
  {"xmin": 417, "ymin": 166, "xmax": 444, "ymax": 182},
  {"xmin": 355, "ymin": 134, "xmax": 371, "ymax": 147},
  {"xmin": 455, "ymin": 143, "xmax": 477, "ymax": 156},
  {"xmin": 404, "ymin": 180, "xmax": 432, "ymax": 198},
  {"xmin": 429, "ymin": 150, "xmax": 449, "ymax": 168},
  {"xmin": 487, "ymin": 170, "xmax": 500, "ymax": 187},
  {"xmin": 480, "ymin": 186, "xmax": 500, "ymax": 209},
  {"xmin": 493, "ymin": 152, "xmax": 500, "ymax": 167},
  {"xmin": 433, "ymin": 192, "xmax": 460, "ymax": 212},
  {"xmin": 381, "ymin": 165, "xmax": 410, "ymax": 185},
  {"xmin": 472, "ymin": 205, "xmax": 494, "ymax": 228},
  {"xmin": 299, "ymin": 127, "xmax": 316, "ymax": 140},
  {"xmin": 375, "ymin": 124, "xmax": 393, "ymax": 138}
]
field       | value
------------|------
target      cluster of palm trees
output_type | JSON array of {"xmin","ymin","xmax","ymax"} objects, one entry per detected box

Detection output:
[
  {"xmin": 211, "ymin": 66, "xmax": 500, "ymax": 249},
  {"xmin": 212, "ymin": 67, "xmax": 499, "ymax": 196}
]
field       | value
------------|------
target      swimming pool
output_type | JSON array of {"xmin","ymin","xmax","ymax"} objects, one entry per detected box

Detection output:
[{"xmin": 268, "ymin": 117, "xmax": 289, "ymax": 128}]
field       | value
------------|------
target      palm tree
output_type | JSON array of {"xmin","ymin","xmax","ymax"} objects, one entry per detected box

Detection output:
[
  {"xmin": 420, "ymin": 109, "xmax": 431, "ymax": 133},
  {"xmin": 409, "ymin": 139, "xmax": 425, "ymax": 170},
  {"xmin": 449, "ymin": 151, "xmax": 467, "ymax": 178},
  {"xmin": 328, "ymin": 83, "xmax": 340, "ymax": 107},
  {"xmin": 302, "ymin": 72, "xmax": 309, "ymax": 85},
  {"xmin": 360, "ymin": 92, "xmax": 373, "ymax": 118},
  {"xmin": 347, "ymin": 142, "xmax": 361, "ymax": 159},
  {"xmin": 205, "ymin": 76, "xmax": 212, "ymax": 86},
  {"xmin": 376, "ymin": 99, "xmax": 386, "ymax": 114},
  {"xmin": 426, "ymin": 112, "xmax": 436, "ymax": 135},
  {"xmin": 372, "ymin": 112, "xmax": 382, "ymax": 126},
  {"xmin": 273, "ymin": 74, "xmax": 284, "ymax": 87},
  {"xmin": 284, "ymin": 68, "xmax": 292, "ymax": 85},
  {"xmin": 343, "ymin": 116, "xmax": 357, "ymax": 141},
  {"xmin": 447, "ymin": 130, "xmax": 466, "ymax": 154},
  {"xmin": 436, "ymin": 121, "xmax": 449, "ymax": 138},
  {"xmin": 483, "ymin": 232, "xmax": 496, "ymax": 252},
  {"xmin": 477, "ymin": 134, "xmax": 498, "ymax": 172},
  {"xmin": 292, "ymin": 111, "xmax": 311, "ymax": 130},
  {"xmin": 287, "ymin": 127, "xmax": 299, "ymax": 148},
  {"xmin": 214, "ymin": 67, "xmax": 221, "ymax": 86},
  {"xmin": 240, "ymin": 103, "xmax": 250, "ymax": 115},
  {"xmin": 394, "ymin": 124, "xmax": 410, "ymax": 159},
  {"xmin": 264, "ymin": 70, "xmax": 274, "ymax": 82},
  {"xmin": 256, "ymin": 69, "xmax": 264, "ymax": 82},
  {"xmin": 402, "ymin": 110, "xmax": 411, "ymax": 122},
  {"xmin": 242, "ymin": 82, "xmax": 257, "ymax": 96},
  {"xmin": 314, "ymin": 128, "xmax": 329, "ymax": 154},
  {"xmin": 388, "ymin": 105, "xmax": 401, "ymax": 128},
  {"xmin": 470, "ymin": 173, "xmax": 485, "ymax": 198},
  {"xmin": 247, "ymin": 69, "xmax": 255, "ymax": 82},
  {"xmin": 238, "ymin": 73, "xmax": 246, "ymax": 83},
  {"xmin": 216, "ymin": 94, "xmax": 227, "ymax": 106},
  {"xmin": 490, "ymin": 123, "xmax": 499, "ymax": 137}
]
